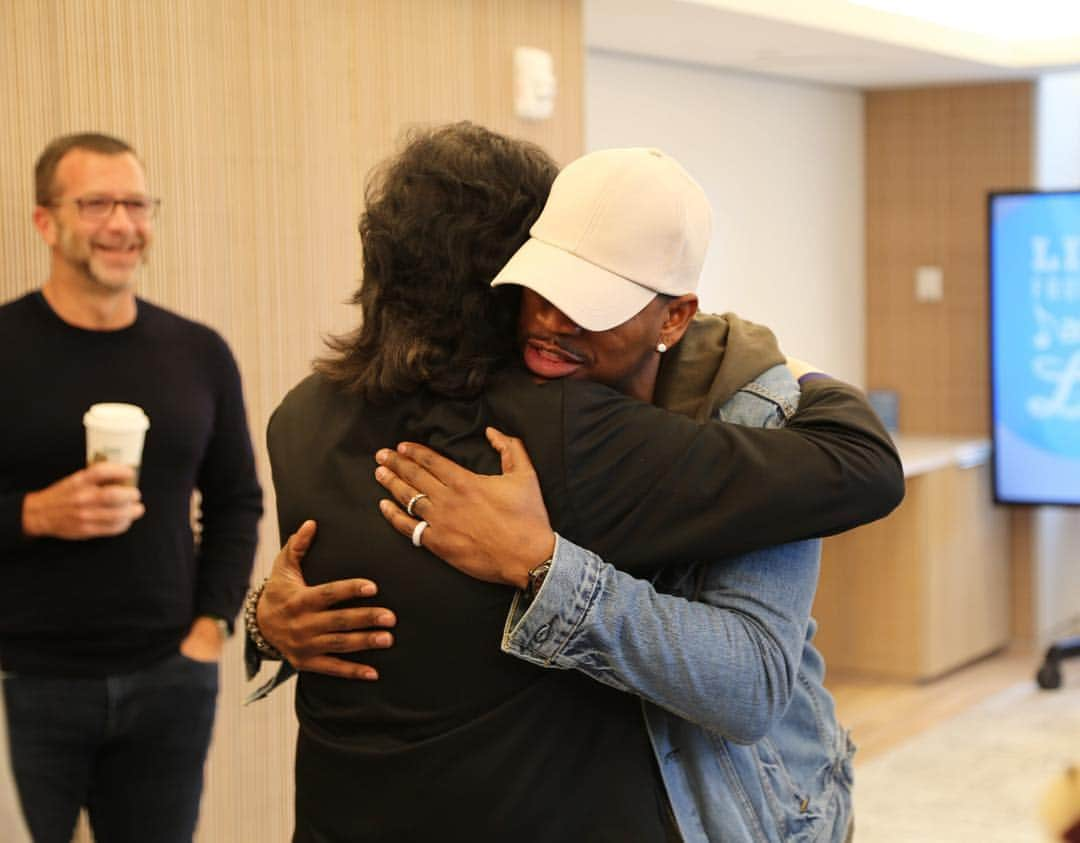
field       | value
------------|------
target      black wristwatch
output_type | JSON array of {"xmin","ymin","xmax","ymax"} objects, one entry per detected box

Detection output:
[{"xmin": 526, "ymin": 559, "xmax": 553, "ymax": 600}]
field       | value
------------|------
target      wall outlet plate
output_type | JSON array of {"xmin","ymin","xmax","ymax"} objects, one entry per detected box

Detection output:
[{"xmin": 915, "ymin": 265, "xmax": 944, "ymax": 302}]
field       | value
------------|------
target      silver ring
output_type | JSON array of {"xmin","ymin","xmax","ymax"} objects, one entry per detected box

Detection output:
[
  {"xmin": 406, "ymin": 492, "xmax": 428, "ymax": 517},
  {"xmin": 411, "ymin": 520, "xmax": 429, "ymax": 548}
]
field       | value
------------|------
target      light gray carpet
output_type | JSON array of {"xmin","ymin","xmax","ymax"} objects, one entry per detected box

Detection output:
[{"xmin": 853, "ymin": 674, "xmax": 1080, "ymax": 842}]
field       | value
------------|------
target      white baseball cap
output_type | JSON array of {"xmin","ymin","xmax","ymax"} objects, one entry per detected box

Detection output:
[{"xmin": 491, "ymin": 147, "xmax": 711, "ymax": 331}]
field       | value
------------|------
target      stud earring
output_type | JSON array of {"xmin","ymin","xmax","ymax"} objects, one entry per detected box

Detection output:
[{"xmin": 657, "ymin": 342, "xmax": 668, "ymax": 353}]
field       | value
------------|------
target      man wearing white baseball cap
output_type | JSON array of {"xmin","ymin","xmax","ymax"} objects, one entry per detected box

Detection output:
[
  {"xmin": 376, "ymin": 146, "xmax": 868, "ymax": 842},
  {"xmin": 493, "ymin": 146, "xmax": 709, "ymax": 333}
]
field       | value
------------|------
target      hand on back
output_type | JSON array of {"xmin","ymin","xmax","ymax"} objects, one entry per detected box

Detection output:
[
  {"xmin": 256, "ymin": 520, "xmax": 397, "ymax": 680},
  {"xmin": 374, "ymin": 427, "xmax": 556, "ymax": 590}
]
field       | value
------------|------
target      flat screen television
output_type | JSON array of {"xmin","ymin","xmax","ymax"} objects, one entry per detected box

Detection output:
[{"xmin": 989, "ymin": 190, "xmax": 1080, "ymax": 505}]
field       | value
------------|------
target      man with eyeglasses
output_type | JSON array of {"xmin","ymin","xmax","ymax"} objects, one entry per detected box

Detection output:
[{"xmin": 0, "ymin": 133, "xmax": 262, "ymax": 843}]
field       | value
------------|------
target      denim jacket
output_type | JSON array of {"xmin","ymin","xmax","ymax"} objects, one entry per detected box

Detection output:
[{"xmin": 501, "ymin": 364, "xmax": 854, "ymax": 842}]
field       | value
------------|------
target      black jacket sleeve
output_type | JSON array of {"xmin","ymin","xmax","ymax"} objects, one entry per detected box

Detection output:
[{"xmin": 547, "ymin": 378, "xmax": 903, "ymax": 575}]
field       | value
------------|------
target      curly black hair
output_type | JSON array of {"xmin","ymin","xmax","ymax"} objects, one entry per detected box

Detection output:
[{"xmin": 317, "ymin": 122, "xmax": 559, "ymax": 400}]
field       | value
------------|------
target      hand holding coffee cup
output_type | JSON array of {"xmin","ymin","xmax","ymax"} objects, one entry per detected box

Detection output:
[
  {"xmin": 84, "ymin": 403, "xmax": 150, "ymax": 483},
  {"xmin": 19, "ymin": 404, "xmax": 149, "ymax": 540}
]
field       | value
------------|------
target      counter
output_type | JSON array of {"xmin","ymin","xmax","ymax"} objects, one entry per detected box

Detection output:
[
  {"xmin": 812, "ymin": 434, "xmax": 1009, "ymax": 681},
  {"xmin": 893, "ymin": 435, "xmax": 991, "ymax": 477}
]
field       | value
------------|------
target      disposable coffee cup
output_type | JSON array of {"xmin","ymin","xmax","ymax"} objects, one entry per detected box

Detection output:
[{"xmin": 83, "ymin": 403, "xmax": 150, "ymax": 484}]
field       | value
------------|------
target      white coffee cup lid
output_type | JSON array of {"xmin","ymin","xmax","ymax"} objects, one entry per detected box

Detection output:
[{"xmin": 83, "ymin": 403, "xmax": 150, "ymax": 433}]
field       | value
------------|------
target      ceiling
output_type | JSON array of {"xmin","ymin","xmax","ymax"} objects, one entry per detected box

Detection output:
[{"xmin": 585, "ymin": 0, "xmax": 1080, "ymax": 89}]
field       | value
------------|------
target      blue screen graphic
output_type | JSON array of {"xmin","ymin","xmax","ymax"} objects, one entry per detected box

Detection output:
[{"xmin": 990, "ymin": 192, "xmax": 1080, "ymax": 504}]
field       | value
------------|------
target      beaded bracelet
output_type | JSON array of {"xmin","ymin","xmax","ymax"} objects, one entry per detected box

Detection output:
[{"xmin": 243, "ymin": 578, "xmax": 284, "ymax": 660}]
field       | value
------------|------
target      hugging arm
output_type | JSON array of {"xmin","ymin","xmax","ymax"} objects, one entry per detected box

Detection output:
[
  {"xmin": 555, "ymin": 377, "xmax": 902, "ymax": 572},
  {"xmin": 377, "ymin": 377, "xmax": 903, "ymax": 578},
  {"xmin": 500, "ymin": 535, "xmax": 820, "ymax": 744},
  {"xmin": 373, "ymin": 368, "xmax": 889, "ymax": 737},
  {"xmin": 253, "ymin": 375, "xmax": 901, "ymax": 686},
  {"xmin": 243, "ymin": 521, "xmax": 398, "ymax": 702},
  {"xmin": 374, "ymin": 459, "xmax": 821, "ymax": 742}
]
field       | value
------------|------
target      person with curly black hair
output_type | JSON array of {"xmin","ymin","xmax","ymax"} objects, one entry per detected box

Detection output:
[
  {"xmin": 249, "ymin": 123, "xmax": 899, "ymax": 841},
  {"xmin": 316, "ymin": 122, "xmax": 547, "ymax": 399}
]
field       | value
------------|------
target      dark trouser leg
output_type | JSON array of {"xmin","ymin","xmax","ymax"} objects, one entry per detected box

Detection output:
[
  {"xmin": 86, "ymin": 652, "xmax": 218, "ymax": 843},
  {"xmin": 3, "ymin": 674, "xmax": 104, "ymax": 843}
]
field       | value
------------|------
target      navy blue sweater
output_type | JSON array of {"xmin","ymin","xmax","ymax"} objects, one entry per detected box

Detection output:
[{"xmin": 0, "ymin": 291, "xmax": 262, "ymax": 676}]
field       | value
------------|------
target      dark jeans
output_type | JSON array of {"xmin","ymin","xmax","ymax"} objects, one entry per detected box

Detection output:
[{"xmin": 3, "ymin": 651, "xmax": 218, "ymax": 843}]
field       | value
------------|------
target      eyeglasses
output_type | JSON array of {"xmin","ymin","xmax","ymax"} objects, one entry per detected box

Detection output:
[{"xmin": 50, "ymin": 196, "xmax": 161, "ymax": 223}]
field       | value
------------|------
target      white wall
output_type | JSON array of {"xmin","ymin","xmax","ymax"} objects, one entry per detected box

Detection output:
[
  {"xmin": 1036, "ymin": 70, "xmax": 1080, "ymax": 191},
  {"xmin": 1024, "ymin": 70, "xmax": 1080, "ymax": 641},
  {"xmin": 587, "ymin": 50, "xmax": 866, "ymax": 384}
]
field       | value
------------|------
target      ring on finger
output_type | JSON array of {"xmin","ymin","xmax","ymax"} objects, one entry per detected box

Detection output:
[
  {"xmin": 411, "ymin": 520, "xmax": 429, "ymax": 548},
  {"xmin": 406, "ymin": 492, "xmax": 428, "ymax": 517}
]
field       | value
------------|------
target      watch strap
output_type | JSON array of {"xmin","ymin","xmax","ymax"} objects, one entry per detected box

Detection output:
[{"xmin": 526, "ymin": 559, "xmax": 553, "ymax": 600}]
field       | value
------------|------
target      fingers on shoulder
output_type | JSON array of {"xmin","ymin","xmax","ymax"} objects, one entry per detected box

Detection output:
[
  {"xmin": 398, "ymin": 443, "xmax": 466, "ymax": 487},
  {"xmin": 400, "ymin": 443, "xmax": 440, "ymax": 470},
  {"xmin": 380, "ymin": 450, "xmax": 426, "ymax": 489},
  {"xmin": 487, "ymin": 427, "xmax": 532, "ymax": 471},
  {"xmin": 379, "ymin": 498, "xmax": 417, "ymax": 538},
  {"xmin": 487, "ymin": 427, "xmax": 521, "ymax": 449}
]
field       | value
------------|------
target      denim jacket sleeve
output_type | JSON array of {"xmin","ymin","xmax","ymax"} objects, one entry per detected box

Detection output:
[
  {"xmin": 502, "ymin": 534, "xmax": 820, "ymax": 743},
  {"xmin": 501, "ymin": 364, "xmax": 820, "ymax": 743}
]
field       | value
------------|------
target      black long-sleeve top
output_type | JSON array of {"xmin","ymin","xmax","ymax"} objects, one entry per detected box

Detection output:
[
  {"xmin": 268, "ymin": 367, "xmax": 903, "ymax": 841},
  {"xmin": 0, "ymin": 291, "xmax": 263, "ymax": 677}
]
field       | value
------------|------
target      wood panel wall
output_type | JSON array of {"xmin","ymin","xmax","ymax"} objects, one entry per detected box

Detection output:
[
  {"xmin": 0, "ymin": 1, "xmax": 583, "ymax": 840},
  {"xmin": 865, "ymin": 82, "xmax": 1034, "ymax": 435}
]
